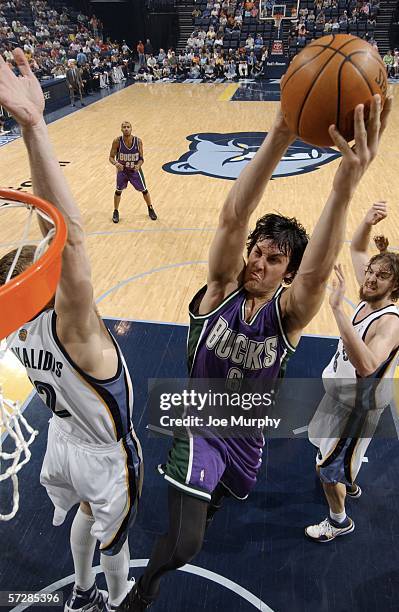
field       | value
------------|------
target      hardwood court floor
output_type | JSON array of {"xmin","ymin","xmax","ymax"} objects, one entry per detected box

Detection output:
[{"xmin": 0, "ymin": 82, "xmax": 398, "ymax": 401}]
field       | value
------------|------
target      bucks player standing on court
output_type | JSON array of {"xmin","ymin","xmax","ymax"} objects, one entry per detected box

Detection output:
[
  {"xmin": 0, "ymin": 50, "xmax": 142, "ymax": 611},
  {"xmin": 109, "ymin": 121, "xmax": 157, "ymax": 223},
  {"xmin": 118, "ymin": 96, "xmax": 391, "ymax": 610},
  {"xmin": 306, "ymin": 202, "xmax": 399, "ymax": 542}
]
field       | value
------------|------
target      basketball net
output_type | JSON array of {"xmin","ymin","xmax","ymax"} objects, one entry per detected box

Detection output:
[
  {"xmin": 275, "ymin": 14, "xmax": 283, "ymax": 37},
  {"xmin": 0, "ymin": 193, "xmax": 66, "ymax": 521}
]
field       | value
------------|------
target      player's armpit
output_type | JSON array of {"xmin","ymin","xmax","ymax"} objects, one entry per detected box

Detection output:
[{"xmin": 279, "ymin": 277, "xmax": 326, "ymax": 338}]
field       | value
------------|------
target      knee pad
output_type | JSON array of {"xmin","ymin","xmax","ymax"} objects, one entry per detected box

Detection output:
[{"xmin": 115, "ymin": 190, "xmax": 122, "ymax": 196}]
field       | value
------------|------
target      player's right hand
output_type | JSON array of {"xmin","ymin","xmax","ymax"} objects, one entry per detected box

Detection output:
[
  {"xmin": 0, "ymin": 48, "xmax": 45, "ymax": 127},
  {"xmin": 364, "ymin": 201, "xmax": 388, "ymax": 225},
  {"xmin": 116, "ymin": 163, "xmax": 124, "ymax": 172}
]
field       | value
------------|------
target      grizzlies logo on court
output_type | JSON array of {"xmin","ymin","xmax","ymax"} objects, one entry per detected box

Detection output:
[{"xmin": 163, "ymin": 132, "xmax": 340, "ymax": 180}]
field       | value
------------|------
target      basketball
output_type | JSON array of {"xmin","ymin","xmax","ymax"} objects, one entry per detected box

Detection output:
[{"xmin": 280, "ymin": 34, "xmax": 388, "ymax": 147}]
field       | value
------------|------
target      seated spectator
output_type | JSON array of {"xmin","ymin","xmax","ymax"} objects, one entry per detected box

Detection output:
[
  {"xmin": 204, "ymin": 59, "xmax": 215, "ymax": 79},
  {"xmin": 215, "ymin": 53, "xmax": 225, "ymax": 77},
  {"xmin": 192, "ymin": 7, "xmax": 201, "ymax": 21},
  {"xmin": 188, "ymin": 63, "xmax": 201, "ymax": 78},
  {"xmin": 245, "ymin": 33, "xmax": 254, "ymax": 50},
  {"xmin": 331, "ymin": 18, "xmax": 339, "ymax": 31},
  {"xmin": 339, "ymin": 11, "xmax": 349, "ymax": 23},
  {"xmin": 247, "ymin": 50, "xmax": 256, "ymax": 74},
  {"xmin": 51, "ymin": 63, "xmax": 66, "ymax": 77},
  {"xmin": 238, "ymin": 53, "xmax": 248, "ymax": 78},
  {"xmin": 225, "ymin": 58, "xmax": 237, "ymax": 79},
  {"xmin": 254, "ymin": 33, "xmax": 263, "ymax": 49},
  {"xmin": 324, "ymin": 20, "xmax": 332, "ymax": 32},
  {"xmin": 147, "ymin": 53, "xmax": 157, "ymax": 73},
  {"xmin": 383, "ymin": 50, "xmax": 394, "ymax": 76}
]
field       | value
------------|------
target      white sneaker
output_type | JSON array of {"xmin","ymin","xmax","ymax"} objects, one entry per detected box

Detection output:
[{"xmin": 305, "ymin": 516, "xmax": 355, "ymax": 542}]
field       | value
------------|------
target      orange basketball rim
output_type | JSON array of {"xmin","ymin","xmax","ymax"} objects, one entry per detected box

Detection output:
[{"xmin": 0, "ymin": 189, "xmax": 67, "ymax": 340}]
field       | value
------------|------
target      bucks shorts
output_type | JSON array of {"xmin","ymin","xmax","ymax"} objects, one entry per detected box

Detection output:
[
  {"xmin": 116, "ymin": 169, "xmax": 147, "ymax": 192},
  {"xmin": 40, "ymin": 417, "xmax": 143, "ymax": 555},
  {"xmin": 308, "ymin": 393, "xmax": 384, "ymax": 485},
  {"xmin": 158, "ymin": 433, "xmax": 264, "ymax": 502}
]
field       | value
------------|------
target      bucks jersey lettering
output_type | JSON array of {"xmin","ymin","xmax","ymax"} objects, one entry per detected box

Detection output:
[
  {"xmin": 188, "ymin": 285, "xmax": 295, "ymax": 382},
  {"xmin": 117, "ymin": 136, "xmax": 140, "ymax": 169}
]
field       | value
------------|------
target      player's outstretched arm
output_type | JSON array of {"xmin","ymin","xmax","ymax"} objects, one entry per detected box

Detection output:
[
  {"xmin": 329, "ymin": 264, "xmax": 399, "ymax": 376},
  {"xmin": 280, "ymin": 95, "xmax": 392, "ymax": 344},
  {"xmin": 201, "ymin": 110, "xmax": 296, "ymax": 313},
  {"xmin": 0, "ymin": 50, "xmax": 100, "ymax": 359},
  {"xmin": 350, "ymin": 201, "xmax": 388, "ymax": 286}
]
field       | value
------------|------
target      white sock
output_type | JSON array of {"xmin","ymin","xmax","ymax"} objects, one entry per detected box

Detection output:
[
  {"xmin": 100, "ymin": 540, "xmax": 130, "ymax": 607},
  {"xmin": 330, "ymin": 509, "xmax": 347, "ymax": 524},
  {"xmin": 70, "ymin": 508, "xmax": 97, "ymax": 591}
]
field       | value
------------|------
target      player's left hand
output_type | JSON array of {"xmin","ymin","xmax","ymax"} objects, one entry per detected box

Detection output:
[
  {"xmin": 329, "ymin": 264, "xmax": 346, "ymax": 311},
  {"xmin": 329, "ymin": 94, "xmax": 393, "ymax": 199},
  {"xmin": 0, "ymin": 48, "xmax": 44, "ymax": 127}
]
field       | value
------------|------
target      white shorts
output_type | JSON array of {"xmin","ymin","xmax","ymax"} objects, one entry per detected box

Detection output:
[
  {"xmin": 40, "ymin": 417, "xmax": 143, "ymax": 555},
  {"xmin": 308, "ymin": 393, "xmax": 384, "ymax": 485}
]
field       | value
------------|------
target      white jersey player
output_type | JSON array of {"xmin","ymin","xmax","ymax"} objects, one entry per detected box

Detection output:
[
  {"xmin": 0, "ymin": 49, "xmax": 142, "ymax": 612},
  {"xmin": 306, "ymin": 202, "xmax": 399, "ymax": 543}
]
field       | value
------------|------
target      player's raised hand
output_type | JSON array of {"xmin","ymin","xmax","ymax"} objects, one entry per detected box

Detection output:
[
  {"xmin": 0, "ymin": 48, "xmax": 44, "ymax": 127},
  {"xmin": 272, "ymin": 105, "xmax": 297, "ymax": 144},
  {"xmin": 329, "ymin": 94, "xmax": 392, "ymax": 199},
  {"xmin": 364, "ymin": 201, "xmax": 388, "ymax": 226},
  {"xmin": 374, "ymin": 235, "xmax": 389, "ymax": 253},
  {"xmin": 329, "ymin": 264, "xmax": 346, "ymax": 311}
]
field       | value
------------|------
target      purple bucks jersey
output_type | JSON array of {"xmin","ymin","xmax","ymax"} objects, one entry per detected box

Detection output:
[
  {"xmin": 188, "ymin": 285, "xmax": 295, "ymax": 381},
  {"xmin": 117, "ymin": 136, "xmax": 140, "ymax": 171}
]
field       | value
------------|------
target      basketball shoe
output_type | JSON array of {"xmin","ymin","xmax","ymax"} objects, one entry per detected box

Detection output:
[
  {"xmin": 64, "ymin": 583, "xmax": 108, "ymax": 612},
  {"xmin": 147, "ymin": 205, "xmax": 157, "ymax": 221},
  {"xmin": 112, "ymin": 210, "xmax": 119, "ymax": 223},
  {"xmin": 305, "ymin": 516, "xmax": 355, "ymax": 542},
  {"xmin": 116, "ymin": 580, "xmax": 154, "ymax": 611}
]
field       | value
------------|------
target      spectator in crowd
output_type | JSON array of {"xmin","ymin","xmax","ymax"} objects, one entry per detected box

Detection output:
[
  {"xmin": 137, "ymin": 40, "xmax": 145, "ymax": 68},
  {"xmin": 66, "ymin": 59, "xmax": 84, "ymax": 106},
  {"xmin": 383, "ymin": 49, "xmax": 395, "ymax": 76},
  {"xmin": 144, "ymin": 38, "xmax": 153, "ymax": 58}
]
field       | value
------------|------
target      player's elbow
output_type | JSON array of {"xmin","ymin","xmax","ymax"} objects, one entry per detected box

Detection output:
[{"xmin": 356, "ymin": 358, "xmax": 380, "ymax": 378}]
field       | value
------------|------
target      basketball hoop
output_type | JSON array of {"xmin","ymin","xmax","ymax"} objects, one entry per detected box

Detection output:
[
  {"xmin": 0, "ymin": 189, "xmax": 67, "ymax": 340},
  {"xmin": 0, "ymin": 189, "xmax": 67, "ymax": 520}
]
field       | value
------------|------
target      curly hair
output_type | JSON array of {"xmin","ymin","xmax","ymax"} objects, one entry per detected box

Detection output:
[
  {"xmin": 367, "ymin": 252, "xmax": 399, "ymax": 301},
  {"xmin": 246, "ymin": 213, "xmax": 309, "ymax": 284}
]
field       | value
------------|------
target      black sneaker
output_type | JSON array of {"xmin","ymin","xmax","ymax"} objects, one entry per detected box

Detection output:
[
  {"xmin": 112, "ymin": 210, "xmax": 119, "ymax": 223},
  {"xmin": 147, "ymin": 205, "xmax": 157, "ymax": 221},
  {"xmin": 116, "ymin": 582, "xmax": 154, "ymax": 611}
]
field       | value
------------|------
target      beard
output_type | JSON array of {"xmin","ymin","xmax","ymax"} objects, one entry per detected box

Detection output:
[{"xmin": 359, "ymin": 285, "xmax": 392, "ymax": 303}]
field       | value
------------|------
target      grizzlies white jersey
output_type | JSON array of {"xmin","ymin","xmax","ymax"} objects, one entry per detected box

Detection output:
[
  {"xmin": 323, "ymin": 302, "xmax": 399, "ymax": 408},
  {"xmin": 9, "ymin": 310, "xmax": 134, "ymax": 444}
]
